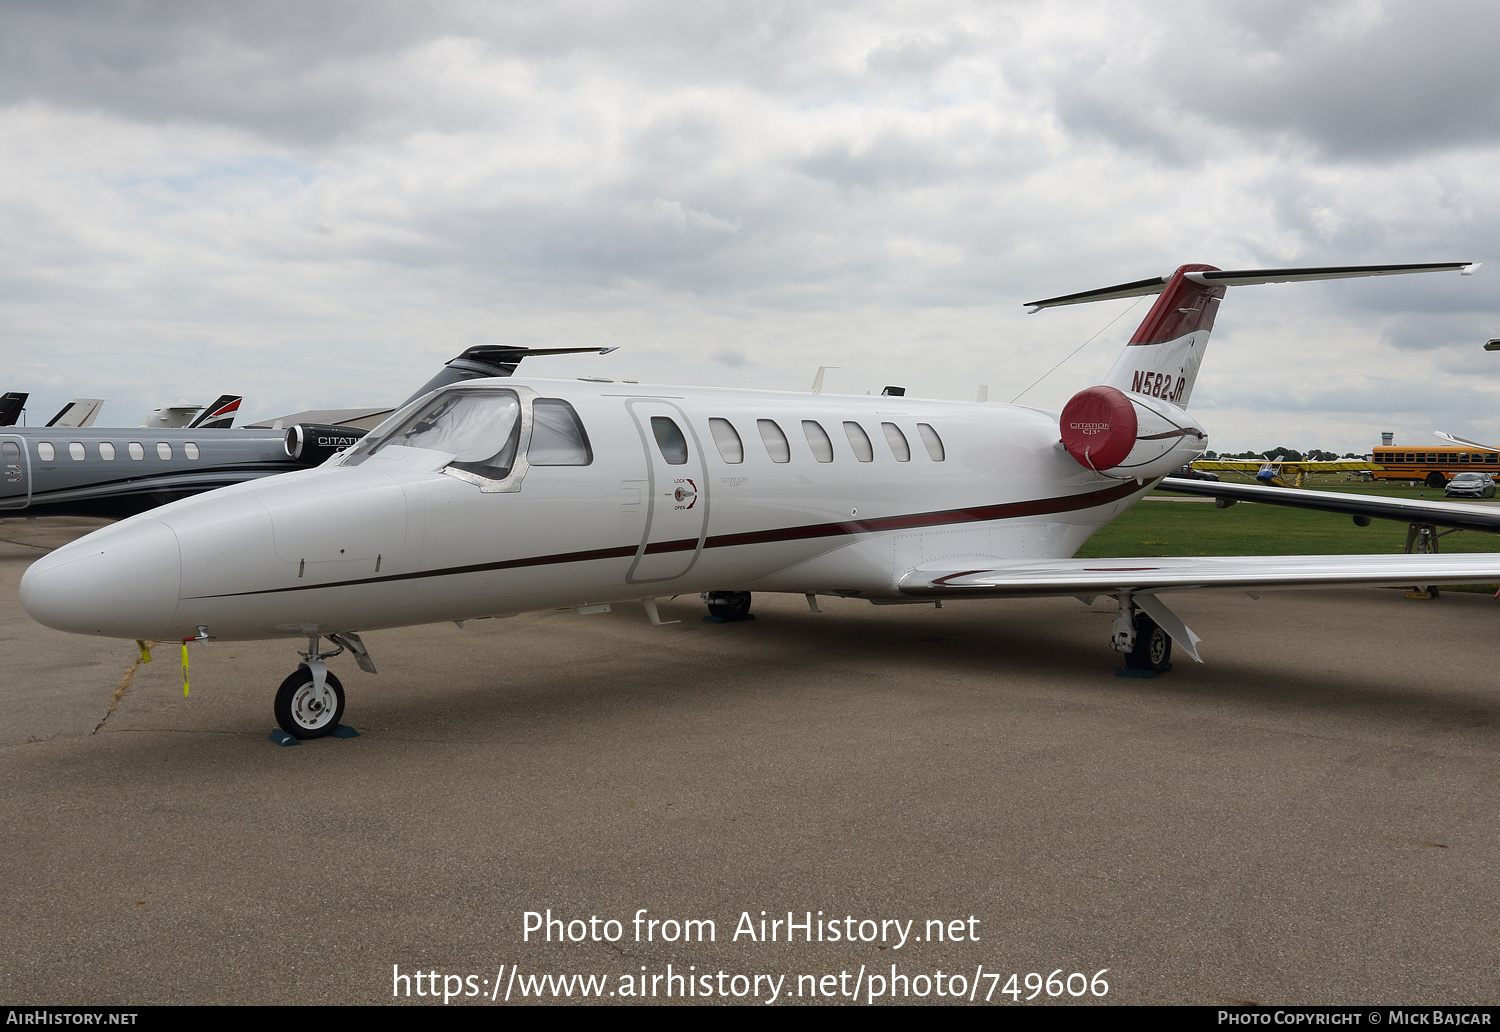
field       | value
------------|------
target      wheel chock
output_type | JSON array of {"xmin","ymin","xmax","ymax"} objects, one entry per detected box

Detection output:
[
  {"xmin": 1116, "ymin": 664, "xmax": 1172, "ymax": 678},
  {"xmin": 268, "ymin": 725, "xmax": 359, "ymax": 745}
]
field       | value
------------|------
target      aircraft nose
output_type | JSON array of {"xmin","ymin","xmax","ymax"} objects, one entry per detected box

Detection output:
[{"xmin": 20, "ymin": 519, "xmax": 182, "ymax": 639}]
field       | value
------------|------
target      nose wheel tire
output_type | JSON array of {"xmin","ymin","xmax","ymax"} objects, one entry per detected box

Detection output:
[
  {"xmin": 274, "ymin": 668, "xmax": 346, "ymax": 739},
  {"xmin": 1125, "ymin": 614, "xmax": 1172, "ymax": 673}
]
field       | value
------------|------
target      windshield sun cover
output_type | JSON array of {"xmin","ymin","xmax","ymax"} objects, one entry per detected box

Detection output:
[{"xmin": 344, "ymin": 388, "xmax": 523, "ymax": 481}]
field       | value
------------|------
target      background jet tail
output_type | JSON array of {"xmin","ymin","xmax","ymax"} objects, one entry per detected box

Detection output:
[
  {"xmin": 45, "ymin": 398, "xmax": 104, "ymax": 427},
  {"xmin": 0, "ymin": 392, "xmax": 27, "ymax": 426},
  {"xmin": 188, "ymin": 395, "xmax": 242, "ymax": 429}
]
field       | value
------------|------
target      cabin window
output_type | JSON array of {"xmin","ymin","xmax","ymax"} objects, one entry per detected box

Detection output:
[
  {"xmin": 184, "ymin": 443, "xmax": 200, "ymax": 460},
  {"xmin": 99, "ymin": 442, "xmax": 115, "ymax": 460},
  {"xmin": 651, "ymin": 416, "xmax": 689, "ymax": 465},
  {"xmin": 349, "ymin": 388, "xmax": 522, "ymax": 481},
  {"xmin": 882, "ymin": 422, "xmax": 911, "ymax": 462},
  {"xmin": 157, "ymin": 443, "xmax": 172, "ymax": 460},
  {"xmin": 917, "ymin": 423, "xmax": 945, "ymax": 461},
  {"xmin": 2, "ymin": 442, "xmax": 19, "ymax": 462},
  {"xmin": 843, "ymin": 422, "xmax": 874, "ymax": 462},
  {"xmin": 37, "ymin": 443, "xmax": 54, "ymax": 461},
  {"xmin": 128, "ymin": 442, "xmax": 144, "ymax": 460},
  {"xmin": 802, "ymin": 420, "xmax": 834, "ymax": 462},
  {"xmin": 528, "ymin": 399, "xmax": 592, "ymax": 466},
  {"xmin": 758, "ymin": 420, "xmax": 790, "ymax": 463},
  {"xmin": 68, "ymin": 442, "xmax": 85, "ymax": 461},
  {"xmin": 709, "ymin": 418, "xmax": 744, "ymax": 463}
]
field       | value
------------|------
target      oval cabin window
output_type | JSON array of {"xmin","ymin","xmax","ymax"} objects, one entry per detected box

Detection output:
[
  {"xmin": 184, "ymin": 443, "xmax": 200, "ymax": 460},
  {"xmin": 157, "ymin": 443, "xmax": 172, "ymax": 460},
  {"xmin": 757, "ymin": 420, "xmax": 790, "ymax": 463},
  {"xmin": 128, "ymin": 442, "xmax": 145, "ymax": 460},
  {"xmin": 882, "ymin": 422, "xmax": 911, "ymax": 462},
  {"xmin": 99, "ymin": 442, "xmax": 115, "ymax": 460},
  {"xmin": 68, "ymin": 442, "xmax": 85, "ymax": 461},
  {"xmin": 37, "ymin": 443, "xmax": 55, "ymax": 461},
  {"xmin": 843, "ymin": 422, "xmax": 874, "ymax": 462}
]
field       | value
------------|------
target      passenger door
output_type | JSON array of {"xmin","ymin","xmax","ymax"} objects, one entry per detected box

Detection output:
[
  {"xmin": 0, "ymin": 436, "xmax": 30, "ymax": 510},
  {"xmin": 626, "ymin": 401, "xmax": 709, "ymax": 583}
]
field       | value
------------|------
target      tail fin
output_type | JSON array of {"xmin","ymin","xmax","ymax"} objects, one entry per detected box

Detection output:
[
  {"xmin": 46, "ymin": 398, "xmax": 104, "ymax": 427},
  {"xmin": 1027, "ymin": 261, "xmax": 1477, "ymax": 410},
  {"xmin": 0, "ymin": 392, "xmax": 27, "ymax": 426},
  {"xmin": 1103, "ymin": 263, "xmax": 1222, "ymax": 408},
  {"xmin": 188, "ymin": 395, "xmax": 242, "ymax": 429}
]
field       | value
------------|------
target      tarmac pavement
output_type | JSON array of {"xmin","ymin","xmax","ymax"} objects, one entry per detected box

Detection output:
[{"xmin": 2, "ymin": 518, "xmax": 1499, "ymax": 1006}]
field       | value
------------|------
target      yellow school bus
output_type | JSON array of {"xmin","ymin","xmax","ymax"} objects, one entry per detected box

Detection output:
[{"xmin": 1371, "ymin": 444, "xmax": 1500, "ymax": 488}]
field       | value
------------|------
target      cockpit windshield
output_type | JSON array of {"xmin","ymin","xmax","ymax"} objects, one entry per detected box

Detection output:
[{"xmin": 342, "ymin": 388, "xmax": 522, "ymax": 480}]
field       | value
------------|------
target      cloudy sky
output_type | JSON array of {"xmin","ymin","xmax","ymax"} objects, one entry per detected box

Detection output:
[{"xmin": 3, "ymin": 0, "xmax": 1498, "ymax": 453}]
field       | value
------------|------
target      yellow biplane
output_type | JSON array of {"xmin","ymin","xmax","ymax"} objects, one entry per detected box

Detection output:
[{"xmin": 1191, "ymin": 457, "xmax": 1379, "ymax": 488}]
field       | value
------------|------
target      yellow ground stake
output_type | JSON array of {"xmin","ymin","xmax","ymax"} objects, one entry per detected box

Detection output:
[
  {"xmin": 180, "ymin": 642, "xmax": 190, "ymax": 696},
  {"xmin": 135, "ymin": 640, "xmax": 152, "ymax": 663}
]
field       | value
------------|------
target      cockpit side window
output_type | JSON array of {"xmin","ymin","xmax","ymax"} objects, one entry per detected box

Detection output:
[
  {"xmin": 527, "ymin": 399, "xmax": 592, "ymax": 466},
  {"xmin": 347, "ymin": 388, "xmax": 522, "ymax": 481}
]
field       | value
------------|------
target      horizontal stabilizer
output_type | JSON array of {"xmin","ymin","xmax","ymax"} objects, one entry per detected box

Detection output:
[
  {"xmin": 1026, "ymin": 262, "xmax": 1476, "ymax": 311},
  {"xmin": 900, "ymin": 552, "xmax": 1500, "ymax": 598}
]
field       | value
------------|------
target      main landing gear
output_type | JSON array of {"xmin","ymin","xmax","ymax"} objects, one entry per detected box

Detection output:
[
  {"xmin": 1110, "ymin": 592, "xmax": 1174, "ymax": 674},
  {"xmin": 273, "ymin": 632, "xmax": 375, "ymax": 739},
  {"xmin": 701, "ymin": 591, "xmax": 753, "ymax": 622}
]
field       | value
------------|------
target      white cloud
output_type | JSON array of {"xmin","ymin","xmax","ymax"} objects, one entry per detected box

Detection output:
[{"xmin": 0, "ymin": 1, "xmax": 1496, "ymax": 455}]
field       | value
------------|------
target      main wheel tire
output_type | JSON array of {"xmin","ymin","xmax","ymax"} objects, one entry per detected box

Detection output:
[
  {"xmin": 1125, "ymin": 614, "xmax": 1172, "ymax": 672},
  {"xmin": 704, "ymin": 591, "xmax": 752, "ymax": 620},
  {"xmin": 274, "ymin": 667, "xmax": 345, "ymax": 739},
  {"xmin": 1426, "ymin": 472, "xmax": 1446, "ymax": 489}
]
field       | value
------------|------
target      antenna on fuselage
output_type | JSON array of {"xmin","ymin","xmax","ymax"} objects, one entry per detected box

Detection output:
[{"xmin": 811, "ymin": 366, "xmax": 840, "ymax": 393}]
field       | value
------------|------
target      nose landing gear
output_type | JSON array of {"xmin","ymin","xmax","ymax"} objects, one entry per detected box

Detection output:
[
  {"xmin": 274, "ymin": 667, "xmax": 345, "ymax": 738},
  {"xmin": 272, "ymin": 633, "xmax": 371, "ymax": 740}
]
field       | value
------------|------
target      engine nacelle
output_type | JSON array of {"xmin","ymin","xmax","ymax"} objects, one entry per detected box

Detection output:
[
  {"xmin": 285, "ymin": 424, "xmax": 368, "ymax": 466},
  {"xmin": 1059, "ymin": 385, "xmax": 1205, "ymax": 480}
]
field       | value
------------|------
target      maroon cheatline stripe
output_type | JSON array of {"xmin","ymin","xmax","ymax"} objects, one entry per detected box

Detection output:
[
  {"xmin": 184, "ymin": 480, "xmax": 1148, "ymax": 599},
  {"xmin": 704, "ymin": 479, "xmax": 1143, "ymax": 548},
  {"xmin": 1135, "ymin": 428, "xmax": 1203, "ymax": 442}
]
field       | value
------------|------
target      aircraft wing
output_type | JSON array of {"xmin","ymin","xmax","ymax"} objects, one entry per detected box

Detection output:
[
  {"xmin": 899, "ymin": 553, "xmax": 1500, "ymax": 599},
  {"xmin": 899, "ymin": 551, "xmax": 1500, "ymax": 664},
  {"xmin": 1193, "ymin": 459, "xmax": 1374, "ymax": 472},
  {"xmin": 1192, "ymin": 459, "xmax": 1265, "ymax": 472},
  {"xmin": 1158, "ymin": 477, "xmax": 1500, "ymax": 534}
]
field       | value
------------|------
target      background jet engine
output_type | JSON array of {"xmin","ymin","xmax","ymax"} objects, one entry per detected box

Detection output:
[
  {"xmin": 1059, "ymin": 385, "xmax": 1204, "ymax": 480},
  {"xmin": 285, "ymin": 424, "xmax": 368, "ymax": 466}
]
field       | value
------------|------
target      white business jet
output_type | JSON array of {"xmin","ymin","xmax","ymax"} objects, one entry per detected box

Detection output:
[{"xmin": 20, "ymin": 261, "xmax": 1496, "ymax": 739}]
